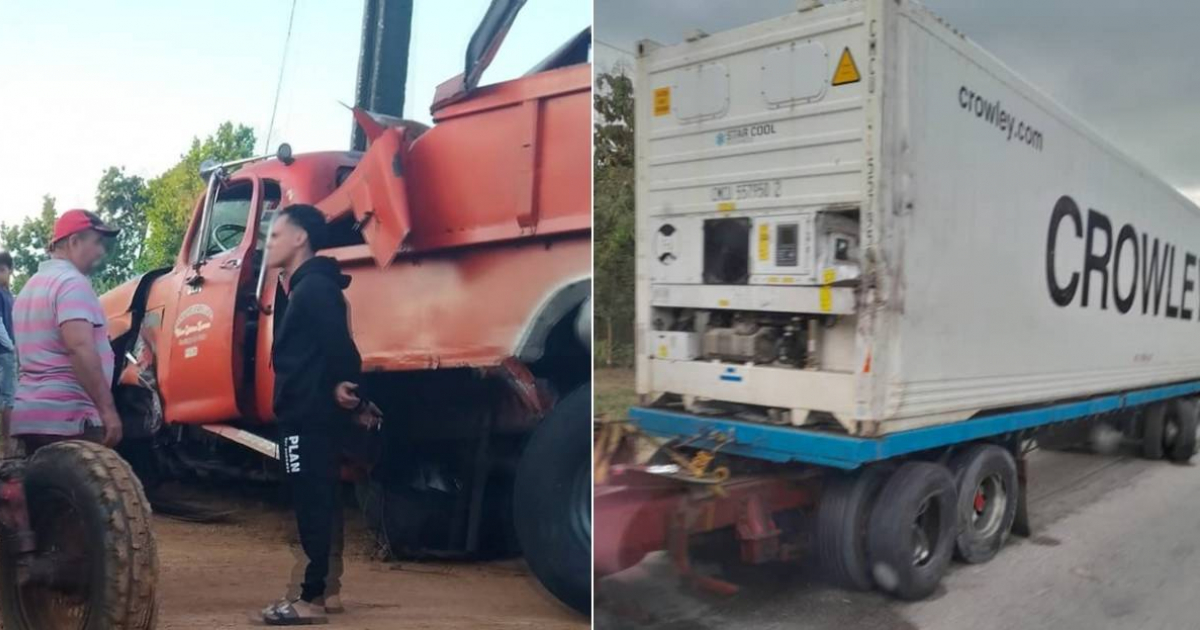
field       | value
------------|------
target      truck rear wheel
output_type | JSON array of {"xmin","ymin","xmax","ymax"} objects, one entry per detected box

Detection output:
[
  {"xmin": 1165, "ymin": 399, "xmax": 1198, "ymax": 464},
  {"xmin": 867, "ymin": 461, "xmax": 957, "ymax": 600},
  {"xmin": 816, "ymin": 465, "xmax": 890, "ymax": 590},
  {"xmin": 0, "ymin": 441, "xmax": 158, "ymax": 630},
  {"xmin": 514, "ymin": 385, "xmax": 590, "ymax": 614},
  {"xmin": 948, "ymin": 444, "xmax": 1017, "ymax": 564},
  {"xmin": 1142, "ymin": 403, "xmax": 1167, "ymax": 460}
]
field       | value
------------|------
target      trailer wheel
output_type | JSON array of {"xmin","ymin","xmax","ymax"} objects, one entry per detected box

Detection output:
[
  {"xmin": 1142, "ymin": 403, "xmax": 1167, "ymax": 460},
  {"xmin": 948, "ymin": 444, "xmax": 1017, "ymax": 564},
  {"xmin": 0, "ymin": 441, "xmax": 158, "ymax": 630},
  {"xmin": 514, "ymin": 385, "xmax": 590, "ymax": 615},
  {"xmin": 816, "ymin": 465, "xmax": 891, "ymax": 590},
  {"xmin": 1165, "ymin": 399, "xmax": 1199, "ymax": 464},
  {"xmin": 867, "ymin": 461, "xmax": 957, "ymax": 600}
]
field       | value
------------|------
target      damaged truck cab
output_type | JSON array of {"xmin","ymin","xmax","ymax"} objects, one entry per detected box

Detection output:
[{"xmin": 100, "ymin": 8, "xmax": 591, "ymax": 613}]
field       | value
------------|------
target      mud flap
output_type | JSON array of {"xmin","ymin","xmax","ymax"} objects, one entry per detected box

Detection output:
[{"xmin": 1011, "ymin": 441, "xmax": 1032, "ymax": 538}]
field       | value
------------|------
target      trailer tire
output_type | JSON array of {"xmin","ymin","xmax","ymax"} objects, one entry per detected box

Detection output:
[
  {"xmin": 514, "ymin": 385, "xmax": 590, "ymax": 615},
  {"xmin": 1166, "ymin": 399, "xmax": 1198, "ymax": 464},
  {"xmin": 0, "ymin": 441, "xmax": 158, "ymax": 630},
  {"xmin": 867, "ymin": 461, "xmax": 957, "ymax": 600},
  {"xmin": 1142, "ymin": 403, "xmax": 1167, "ymax": 460},
  {"xmin": 948, "ymin": 444, "xmax": 1017, "ymax": 564},
  {"xmin": 816, "ymin": 465, "xmax": 891, "ymax": 590}
]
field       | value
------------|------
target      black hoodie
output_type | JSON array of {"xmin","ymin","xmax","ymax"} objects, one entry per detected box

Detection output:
[{"xmin": 271, "ymin": 256, "xmax": 362, "ymax": 428}]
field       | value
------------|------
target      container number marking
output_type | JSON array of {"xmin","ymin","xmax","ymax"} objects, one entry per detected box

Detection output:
[{"xmin": 710, "ymin": 179, "xmax": 782, "ymax": 203}]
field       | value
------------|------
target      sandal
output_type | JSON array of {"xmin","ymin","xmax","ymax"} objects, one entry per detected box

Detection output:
[
  {"xmin": 262, "ymin": 599, "xmax": 329, "ymax": 626},
  {"xmin": 261, "ymin": 596, "xmax": 297, "ymax": 619}
]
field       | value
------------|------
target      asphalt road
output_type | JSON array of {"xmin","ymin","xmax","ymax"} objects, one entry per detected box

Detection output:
[{"xmin": 596, "ymin": 446, "xmax": 1200, "ymax": 630}]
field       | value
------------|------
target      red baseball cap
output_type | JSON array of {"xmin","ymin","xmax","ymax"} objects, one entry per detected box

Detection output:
[{"xmin": 52, "ymin": 209, "xmax": 119, "ymax": 243}]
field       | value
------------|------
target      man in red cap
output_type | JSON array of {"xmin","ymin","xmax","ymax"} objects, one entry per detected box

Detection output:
[{"xmin": 5, "ymin": 209, "xmax": 123, "ymax": 451}]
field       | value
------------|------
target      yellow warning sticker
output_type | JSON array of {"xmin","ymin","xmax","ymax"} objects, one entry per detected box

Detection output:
[
  {"xmin": 819, "ymin": 268, "xmax": 837, "ymax": 312},
  {"xmin": 717, "ymin": 201, "xmax": 736, "ymax": 213},
  {"xmin": 832, "ymin": 47, "xmax": 861, "ymax": 86},
  {"xmin": 658, "ymin": 344, "xmax": 668, "ymax": 358},
  {"xmin": 757, "ymin": 224, "xmax": 770, "ymax": 261},
  {"xmin": 653, "ymin": 87, "xmax": 671, "ymax": 116},
  {"xmin": 819, "ymin": 287, "xmax": 833, "ymax": 312}
]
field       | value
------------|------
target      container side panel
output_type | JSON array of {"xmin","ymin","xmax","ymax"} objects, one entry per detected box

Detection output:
[{"xmin": 884, "ymin": 3, "xmax": 1200, "ymax": 424}]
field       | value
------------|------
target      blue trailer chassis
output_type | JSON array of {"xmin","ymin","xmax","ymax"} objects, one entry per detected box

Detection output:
[{"xmin": 631, "ymin": 379, "xmax": 1200, "ymax": 470}]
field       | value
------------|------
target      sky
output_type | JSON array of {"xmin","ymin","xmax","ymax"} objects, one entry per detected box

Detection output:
[
  {"xmin": 595, "ymin": 0, "xmax": 1200, "ymax": 205},
  {"xmin": 0, "ymin": 0, "xmax": 590, "ymax": 226}
]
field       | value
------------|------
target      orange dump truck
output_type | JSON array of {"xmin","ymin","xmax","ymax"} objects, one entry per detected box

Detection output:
[{"xmin": 98, "ymin": 12, "xmax": 591, "ymax": 613}]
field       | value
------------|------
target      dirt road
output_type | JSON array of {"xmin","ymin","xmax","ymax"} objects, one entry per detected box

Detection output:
[{"xmin": 153, "ymin": 490, "xmax": 585, "ymax": 629}]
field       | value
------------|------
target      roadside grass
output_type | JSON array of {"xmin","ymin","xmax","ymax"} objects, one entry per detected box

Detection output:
[{"xmin": 594, "ymin": 367, "xmax": 636, "ymax": 422}]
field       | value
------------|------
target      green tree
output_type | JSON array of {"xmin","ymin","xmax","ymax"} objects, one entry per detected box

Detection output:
[
  {"xmin": 594, "ymin": 69, "xmax": 636, "ymax": 367},
  {"xmin": 140, "ymin": 122, "xmax": 256, "ymax": 271},
  {"xmin": 595, "ymin": 70, "xmax": 635, "ymax": 170},
  {"xmin": 0, "ymin": 195, "xmax": 58, "ymax": 293},
  {"xmin": 93, "ymin": 167, "xmax": 149, "ymax": 293}
]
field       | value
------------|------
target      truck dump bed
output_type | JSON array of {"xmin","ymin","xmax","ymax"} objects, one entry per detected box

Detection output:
[{"xmin": 635, "ymin": 0, "xmax": 1200, "ymax": 437}]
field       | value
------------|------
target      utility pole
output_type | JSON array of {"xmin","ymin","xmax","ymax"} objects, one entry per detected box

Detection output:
[{"xmin": 352, "ymin": 0, "xmax": 414, "ymax": 151}]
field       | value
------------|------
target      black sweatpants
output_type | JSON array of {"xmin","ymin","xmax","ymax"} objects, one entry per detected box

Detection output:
[{"xmin": 279, "ymin": 422, "xmax": 342, "ymax": 603}]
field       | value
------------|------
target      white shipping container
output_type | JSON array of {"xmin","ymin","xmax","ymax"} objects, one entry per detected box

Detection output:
[{"xmin": 634, "ymin": 0, "xmax": 1200, "ymax": 436}]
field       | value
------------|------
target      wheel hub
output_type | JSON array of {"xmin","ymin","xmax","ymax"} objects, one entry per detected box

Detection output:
[
  {"xmin": 911, "ymin": 496, "xmax": 938, "ymax": 567},
  {"xmin": 970, "ymin": 474, "xmax": 1008, "ymax": 537}
]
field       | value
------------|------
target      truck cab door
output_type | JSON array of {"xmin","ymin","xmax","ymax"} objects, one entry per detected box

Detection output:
[{"xmin": 159, "ymin": 177, "xmax": 265, "ymax": 423}]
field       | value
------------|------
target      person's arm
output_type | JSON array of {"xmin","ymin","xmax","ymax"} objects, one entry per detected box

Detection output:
[
  {"xmin": 54, "ymin": 277, "xmax": 121, "ymax": 446},
  {"xmin": 60, "ymin": 320, "xmax": 121, "ymax": 446},
  {"xmin": 294, "ymin": 278, "xmax": 362, "ymax": 407},
  {"xmin": 0, "ymin": 315, "xmax": 11, "ymax": 352}
]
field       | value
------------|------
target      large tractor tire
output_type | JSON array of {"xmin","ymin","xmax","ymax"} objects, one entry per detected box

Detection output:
[
  {"xmin": 0, "ymin": 441, "xmax": 158, "ymax": 630},
  {"xmin": 514, "ymin": 385, "xmax": 590, "ymax": 615}
]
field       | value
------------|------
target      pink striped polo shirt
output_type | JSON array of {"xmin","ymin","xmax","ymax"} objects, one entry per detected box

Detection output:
[{"xmin": 10, "ymin": 259, "xmax": 114, "ymax": 436}]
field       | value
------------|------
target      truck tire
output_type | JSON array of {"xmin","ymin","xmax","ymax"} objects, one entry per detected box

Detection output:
[
  {"xmin": 0, "ymin": 441, "xmax": 158, "ymax": 630},
  {"xmin": 514, "ymin": 385, "xmax": 590, "ymax": 615},
  {"xmin": 1166, "ymin": 398, "xmax": 1199, "ymax": 464},
  {"xmin": 867, "ymin": 461, "xmax": 957, "ymax": 600},
  {"xmin": 948, "ymin": 444, "xmax": 1017, "ymax": 564},
  {"xmin": 1142, "ymin": 403, "xmax": 1167, "ymax": 460},
  {"xmin": 816, "ymin": 465, "xmax": 890, "ymax": 590}
]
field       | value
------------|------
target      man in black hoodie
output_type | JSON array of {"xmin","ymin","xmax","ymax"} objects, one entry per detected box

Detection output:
[{"xmin": 260, "ymin": 204, "xmax": 371, "ymax": 625}]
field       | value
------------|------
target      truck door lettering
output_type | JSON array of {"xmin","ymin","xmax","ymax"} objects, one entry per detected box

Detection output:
[{"xmin": 1046, "ymin": 195, "xmax": 1081, "ymax": 307}]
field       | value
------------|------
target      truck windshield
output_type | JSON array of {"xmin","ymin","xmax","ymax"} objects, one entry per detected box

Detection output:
[{"xmin": 197, "ymin": 181, "xmax": 253, "ymax": 258}]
